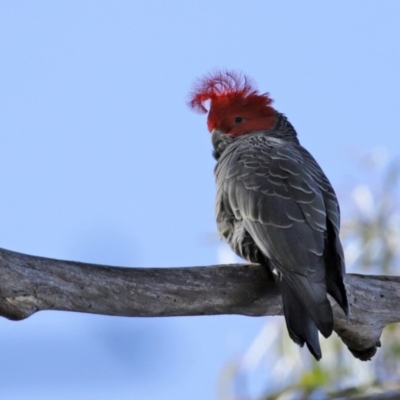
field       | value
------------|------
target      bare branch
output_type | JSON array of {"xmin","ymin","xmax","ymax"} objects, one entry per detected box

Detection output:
[{"xmin": 0, "ymin": 246, "xmax": 398, "ymax": 360}]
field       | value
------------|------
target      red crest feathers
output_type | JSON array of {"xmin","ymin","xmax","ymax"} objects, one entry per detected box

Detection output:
[{"xmin": 188, "ymin": 70, "xmax": 272, "ymax": 113}]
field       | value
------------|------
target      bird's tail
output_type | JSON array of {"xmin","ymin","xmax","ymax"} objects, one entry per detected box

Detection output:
[{"xmin": 280, "ymin": 274, "xmax": 334, "ymax": 361}]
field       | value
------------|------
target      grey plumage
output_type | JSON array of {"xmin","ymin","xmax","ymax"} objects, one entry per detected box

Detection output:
[{"xmin": 213, "ymin": 113, "xmax": 348, "ymax": 360}]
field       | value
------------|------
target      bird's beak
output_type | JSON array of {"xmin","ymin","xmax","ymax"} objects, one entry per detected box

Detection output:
[{"xmin": 211, "ymin": 129, "xmax": 226, "ymax": 138}]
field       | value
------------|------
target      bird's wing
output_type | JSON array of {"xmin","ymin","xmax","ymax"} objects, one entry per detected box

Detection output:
[{"xmin": 217, "ymin": 136, "xmax": 330, "ymax": 271}]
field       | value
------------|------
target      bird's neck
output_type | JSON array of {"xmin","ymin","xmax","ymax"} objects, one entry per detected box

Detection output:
[{"xmin": 270, "ymin": 111, "xmax": 299, "ymax": 143}]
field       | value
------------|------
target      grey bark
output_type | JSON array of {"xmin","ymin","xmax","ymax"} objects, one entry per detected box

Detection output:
[{"xmin": 0, "ymin": 246, "xmax": 397, "ymax": 361}]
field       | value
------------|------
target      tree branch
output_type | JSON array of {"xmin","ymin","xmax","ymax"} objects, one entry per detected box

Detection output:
[{"xmin": 0, "ymin": 246, "xmax": 397, "ymax": 360}]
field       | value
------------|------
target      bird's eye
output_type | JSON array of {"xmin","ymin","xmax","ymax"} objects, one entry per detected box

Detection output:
[{"xmin": 234, "ymin": 116, "xmax": 243, "ymax": 124}]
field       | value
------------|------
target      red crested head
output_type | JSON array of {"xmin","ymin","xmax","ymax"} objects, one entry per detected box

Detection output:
[{"xmin": 188, "ymin": 70, "xmax": 276, "ymax": 135}]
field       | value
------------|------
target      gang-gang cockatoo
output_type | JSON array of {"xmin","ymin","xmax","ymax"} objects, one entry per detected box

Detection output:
[{"xmin": 188, "ymin": 70, "xmax": 348, "ymax": 360}]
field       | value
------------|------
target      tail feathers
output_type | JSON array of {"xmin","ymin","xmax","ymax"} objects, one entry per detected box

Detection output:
[
  {"xmin": 281, "ymin": 279, "xmax": 322, "ymax": 360},
  {"xmin": 281, "ymin": 275, "xmax": 335, "ymax": 360},
  {"xmin": 283, "ymin": 273, "xmax": 334, "ymax": 338},
  {"xmin": 281, "ymin": 280, "xmax": 322, "ymax": 360}
]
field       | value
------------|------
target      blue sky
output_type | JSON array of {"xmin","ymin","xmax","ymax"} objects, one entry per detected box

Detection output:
[{"xmin": 0, "ymin": 2, "xmax": 399, "ymax": 399}]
